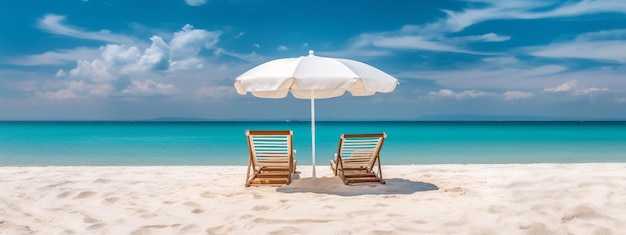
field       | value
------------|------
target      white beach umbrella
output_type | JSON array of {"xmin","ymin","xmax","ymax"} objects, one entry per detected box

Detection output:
[{"xmin": 234, "ymin": 50, "xmax": 398, "ymax": 178}]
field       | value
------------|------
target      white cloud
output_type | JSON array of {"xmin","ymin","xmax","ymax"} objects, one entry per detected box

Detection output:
[
  {"xmin": 120, "ymin": 80, "xmax": 176, "ymax": 96},
  {"xmin": 525, "ymin": 65, "xmax": 567, "ymax": 77},
  {"xmin": 574, "ymin": 87, "xmax": 609, "ymax": 96},
  {"xmin": 481, "ymin": 56, "xmax": 519, "ymax": 65},
  {"xmin": 37, "ymin": 80, "xmax": 114, "ymax": 100},
  {"xmin": 365, "ymin": 35, "xmax": 461, "ymax": 52},
  {"xmin": 7, "ymin": 47, "xmax": 100, "ymax": 66},
  {"xmin": 70, "ymin": 24, "xmax": 219, "ymax": 75},
  {"xmin": 577, "ymin": 29, "xmax": 626, "ymax": 41},
  {"xmin": 529, "ymin": 29, "xmax": 626, "ymax": 63},
  {"xmin": 37, "ymin": 14, "xmax": 133, "ymax": 44},
  {"xmin": 55, "ymin": 69, "xmax": 67, "ymax": 78},
  {"xmin": 69, "ymin": 59, "xmax": 115, "ymax": 82},
  {"xmin": 38, "ymin": 24, "xmax": 222, "ymax": 100},
  {"xmin": 548, "ymin": 0, "xmax": 626, "ymax": 17},
  {"xmin": 277, "ymin": 45, "xmax": 288, "ymax": 51},
  {"xmin": 544, "ymin": 80, "xmax": 577, "ymax": 93},
  {"xmin": 185, "ymin": 0, "xmax": 206, "ymax": 6},
  {"xmin": 38, "ymin": 89, "xmax": 79, "ymax": 100},
  {"xmin": 503, "ymin": 91, "xmax": 534, "ymax": 100},
  {"xmin": 400, "ymin": 64, "xmax": 567, "ymax": 91},
  {"xmin": 435, "ymin": 1, "xmax": 626, "ymax": 33},
  {"xmin": 31, "ymin": 20, "xmax": 219, "ymax": 72},
  {"xmin": 348, "ymin": 1, "xmax": 626, "ymax": 55},
  {"xmin": 213, "ymin": 48, "xmax": 261, "ymax": 63},
  {"xmin": 429, "ymin": 89, "xmax": 496, "ymax": 99},
  {"xmin": 196, "ymin": 86, "xmax": 235, "ymax": 98},
  {"xmin": 100, "ymin": 44, "xmax": 142, "ymax": 71},
  {"xmin": 138, "ymin": 36, "xmax": 170, "ymax": 70},
  {"xmin": 396, "ymin": 56, "xmax": 626, "ymax": 104},
  {"xmin": 543, "ymin": 80, "xmax": 610, "ymax": 96},
  {"xmin": 319, "ymin": 48, "xmax": 392, "ymax": 59},
  {"xmin": 87, "ymin": 83, "xmax": 115, "ymax": 97},
  {"xmin": 353, "ymin": 32, "xmax": 508, "ymax": 54},
  {"xmin": 350, "ymin": 29, "xmax": 509, "ymax": 55},
  {"xmin": 453, "ymin": 33, "xmax": 511, "ymax": 43},
  {"xmin": 252, "ymin": 44, "xmax": 260, "ymax": 49},
  {"xmin": 170, "ymin": 24, "xmax": 220, "ymax": 61}
]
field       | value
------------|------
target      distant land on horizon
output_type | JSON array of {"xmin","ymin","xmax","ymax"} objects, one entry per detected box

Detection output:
[
  {"xmin": 2, "ymin": 115, "xmax": 626, "ymax": 122},
  {"xmin": 85, "ymin": 115, "xmax": 626, "ymax": 122}
]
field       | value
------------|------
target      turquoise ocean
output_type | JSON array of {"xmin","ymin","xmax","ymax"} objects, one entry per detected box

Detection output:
[{"xmin": 1, "ymin": 121, "xmax": 625, "ymax": 166}]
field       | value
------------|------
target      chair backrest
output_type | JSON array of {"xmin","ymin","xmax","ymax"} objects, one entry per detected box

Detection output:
[
  {"xmin": 246, "ymin": 130, "xmax": 293, "ymax": 165},
  {"xmin": 337, "ymin": 133, "xmax": 386, "ymax": 167}
]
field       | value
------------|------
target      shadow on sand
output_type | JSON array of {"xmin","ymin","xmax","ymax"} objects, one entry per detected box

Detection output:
[{"xmin": 277, "ymin": 174, "xmax": 438, "ymax": 196}]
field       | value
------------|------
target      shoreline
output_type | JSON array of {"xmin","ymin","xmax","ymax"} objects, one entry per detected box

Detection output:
[{"xmin": 1, "ymin": 163, "xmax": 625, "ymax": 234}]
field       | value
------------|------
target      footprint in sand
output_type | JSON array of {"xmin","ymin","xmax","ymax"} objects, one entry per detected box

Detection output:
[
  {"xmin": 444, "ymin": 187, "xmax": 466, "ymax": 195},
  {"xmin": 252, "ymin": 205, "xmax": 270, "ymax": 211},
  {"xmin": 191, "ymin": 209, "xmax": 204, "ymax": 214},
  {"xmin": 47, "ymin": 181, "xmax": 73, "ymax": 188},
  {"xmin": 179, "ymin": 224, "xmax": 201, "ymax": 233},
  {"xmin": 519, "ymin": 222, "xmax": 554, "ymax": 234},
  {"xmin": 488, "ymin": 205, "xmax": 506, "ymax": 214},
  {"xmin": 183, "ymin": 201, "xmax": 201, "ymax": 207},
  {"xmin": 74, "ymin": 191, "xmax": 96, "ymax": 199},
  {"xmin": 57, "ymin": 191, "xmax": 71, "ymax": 198},
  {"xmin": 86, "ymin": 223, "xmax": 105, "ymax": 230},
  {"xmin": 103, "ymin": 197, "xmax": 120, "ymax": 204},
  {"xmin": 206, "ymin": 225, "xmax": 235, "ymax": 235},
  {"xmin": 131, "ymin": 226, "xmax": 168, "ymax": 235},
  {"xmin": 93, "ymin": 178, "xmax": 110, "ymax": 184},
  {"xmin": 373, "ymin": 202, "xmax": 387, "ymax": 207},
  {"xmin": 386, "ymin": 213, "xmax": 402, "ymax": 217},
  {"xmin": 253, "ymin": 218, "xmax": 332, "ymax": 224},
  {"xmin": 269, "ymin": 226, "xmax": 301, "ymax": 235},
  {"xmin": 561, "ymin": 204, "xmax": 604, "ymax": 222},
  {"xmin": 140, "ymin": 213, "xmax": 158, "ymax": 219},
  {"xmin": 83, "ymin": 216, "xmax": 100, "ymax": 223},
  {"xmin": 347, "ymin": 210, "xmax": 377, "ymax": 217},
  {"xmin": 200, "ymin": 191, "xmax": 215, "ymax": 199},
  {"xmin": 371, "ymin": 229, "xmax": 396, "ymax": 234},
  {"xmin": 140, "ymin": 225, "xmax": 168, "ymax": 229},
  {"xmin": 183, "ymin": 201, "xmax": 205, "ymax": 214}
]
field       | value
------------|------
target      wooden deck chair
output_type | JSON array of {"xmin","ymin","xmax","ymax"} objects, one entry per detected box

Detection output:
[
  {"xmin": 245, "ymin": 130, "xmax": 296, "ymax": 187},
  {"xmin": 330, "ymin": 133, "xmax": 386, "ymax": 185}
]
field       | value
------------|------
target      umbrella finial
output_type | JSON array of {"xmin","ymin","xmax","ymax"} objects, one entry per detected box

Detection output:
[{"xmin": 308, "ymin": 50, "xmax": 314, "ymax": 56}]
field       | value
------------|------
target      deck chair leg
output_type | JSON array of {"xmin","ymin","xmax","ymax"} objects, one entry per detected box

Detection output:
[
  {"xmin": 245, "ymin": 160, "xmax": 252, "ymax": 187},
  {"xmin": 330, "ymin": 154, "xmax": 341, "ymax": 176},
  {"xmin": 330, "ymin": 160, "xmax": 338, "ymax": 176},
  {"xmin": 377, "ymin": 155, "xmax": 385, "ymax": 184}
]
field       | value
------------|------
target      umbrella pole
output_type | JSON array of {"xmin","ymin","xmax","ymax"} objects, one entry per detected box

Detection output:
[{"xmin": 311, "ymin": 90, "xmax": 316, "ymax": 179}]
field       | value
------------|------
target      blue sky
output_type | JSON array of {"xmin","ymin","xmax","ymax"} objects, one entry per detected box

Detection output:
[{"xmin": 1, "ymin": 0, "xmax": 626, "ymax": 120}]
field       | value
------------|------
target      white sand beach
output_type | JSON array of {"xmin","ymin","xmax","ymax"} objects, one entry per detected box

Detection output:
[{"xmin": 1, "ymin": 164, "xmax": 625, "ymax": 234}]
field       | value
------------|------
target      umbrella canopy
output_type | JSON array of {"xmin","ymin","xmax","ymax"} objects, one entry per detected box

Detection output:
[{"xmin": 234, "ymin": 50, "xmax": 398, "ymax": 178}]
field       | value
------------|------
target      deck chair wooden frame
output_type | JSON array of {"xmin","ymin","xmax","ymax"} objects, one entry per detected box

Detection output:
[
  {"xmin": 245, "ymin": 130, "xmax": 296, "ymax": 187},
  {"xmin": 330, "ymin": 133, "xmax": 386, "ymax": 185}
]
